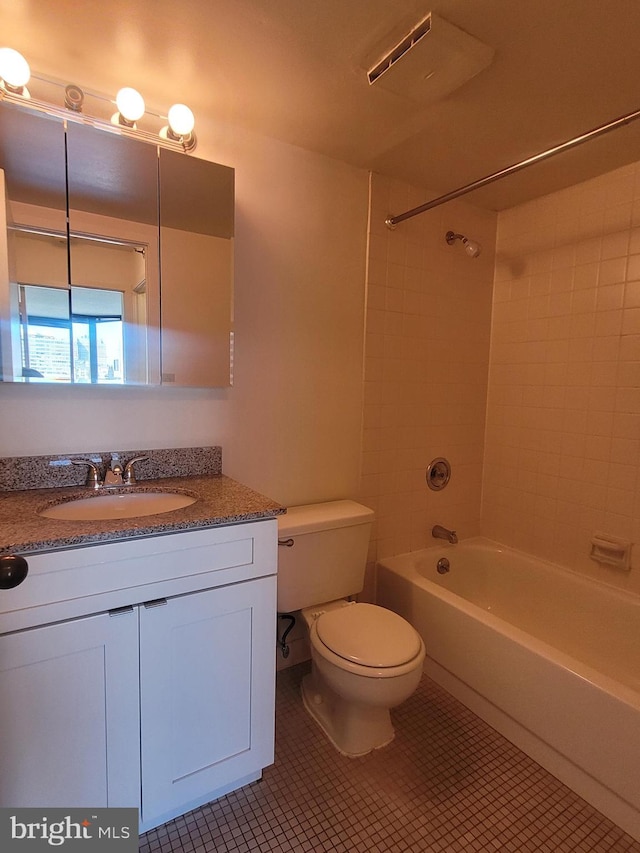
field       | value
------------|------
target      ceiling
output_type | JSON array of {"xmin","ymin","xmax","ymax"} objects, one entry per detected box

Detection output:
[{"xmin": 3, "ymin": 0, "xmax": 640, "ymax": 211}]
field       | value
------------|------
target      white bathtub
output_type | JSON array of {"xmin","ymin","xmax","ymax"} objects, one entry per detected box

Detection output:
[{"xmin": 377, "ymin": 538, "xmax": 640, "ymax": 841}]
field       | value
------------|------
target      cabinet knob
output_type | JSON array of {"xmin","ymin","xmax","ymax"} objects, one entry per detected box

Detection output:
[{"xmin": 0, "ymin": 555, "xmax": 29, "ymax": 589}]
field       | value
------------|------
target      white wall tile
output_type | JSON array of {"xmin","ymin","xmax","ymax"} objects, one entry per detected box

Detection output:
[
  {"xmin": 361, "ymin": 178, "xmax": 497, "ymax": 562},
  {"xmin": 486, "ymin": 162, "xmax": 640, "ymax": 593}
]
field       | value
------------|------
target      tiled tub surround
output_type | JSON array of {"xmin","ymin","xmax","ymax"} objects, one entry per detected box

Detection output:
[
  {"xmin": 360, "ymin": 173, "xmax": 497, "ymax": 599},
  {"xmin": 376, "ymin": 539, "xmax": 640, "ymax": 842},
  {"xmin": 485, "ymin": 160, "xmax": 640, "ymax": 592},
  {"xmin": 0, "ymin": 446, "xmax": 285, "ymax": 555}
]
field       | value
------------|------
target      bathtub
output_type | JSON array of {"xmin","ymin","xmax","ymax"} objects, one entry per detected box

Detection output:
[{"xmin": 377, "ymin": 538, "xmax": 640, "ymax": 841}]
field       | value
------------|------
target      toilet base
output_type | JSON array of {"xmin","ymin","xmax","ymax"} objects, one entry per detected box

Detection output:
[{"xmin": 301, "ymin": 670, "xmax": 395, "ymax": 758}]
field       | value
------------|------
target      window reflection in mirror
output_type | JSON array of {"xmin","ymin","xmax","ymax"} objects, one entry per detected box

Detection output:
[
  {"xmin": 66, "ymin": 123, "xmax": 160, "ymax": 385},
  {"xmin": 12, "ymin": 230, "xmax": 148, "ymax": 384},
  {"xmin": 0, "ymin": 108, "xmax": 67, "ymax": 382},
  {"xmin": 19, "ymin": 285, "xmax": 71, "ymax": 381},
  {"xmin": 18, "ymin": 283, "xmax": 126, "ymax": 384},
  {"xmin": 70, "ymin": 286, "xmax": 124, "ymax": 384},
  {"xmin": 68, "ymin": 236, "xmax": 149, "ymax": 384}
]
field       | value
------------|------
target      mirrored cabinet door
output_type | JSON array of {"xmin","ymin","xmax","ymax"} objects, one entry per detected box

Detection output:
[
  {"xmin": 159, "ymin": 148, "xmax": 234, "ymax": 388},
  {"xmin": 66, "ymin": 123, "xmax": 161, "ymax": 385},
  {"xmin": 0, "ymin": 108, "xmax": 67, "ymax": 382}
]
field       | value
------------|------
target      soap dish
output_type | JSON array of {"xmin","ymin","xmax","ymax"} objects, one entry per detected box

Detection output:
[{"xmin": 589, "ymin": 533, "xmax": 631, "ymax": 571}]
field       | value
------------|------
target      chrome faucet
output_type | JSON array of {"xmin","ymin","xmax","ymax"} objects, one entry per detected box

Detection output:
[
  {"xmin": 70, "ymin": 453, "xmax": 149, "ymax": 489},
  {"xmin": 103, "ymin": 454, "xmax": 124, "ymax": 487},
  {"xmin": 432, "ymin": 524, "xmax": 458, "ymax": 544}
]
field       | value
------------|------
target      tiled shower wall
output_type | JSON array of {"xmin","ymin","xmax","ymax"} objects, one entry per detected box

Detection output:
[
  {"xmin": 484, "ymin": 161, "xmax": 640, "ymax": 594},
  {"xmin": 359, "ymin": 174, "xmax": 497, "ymax": 595}
]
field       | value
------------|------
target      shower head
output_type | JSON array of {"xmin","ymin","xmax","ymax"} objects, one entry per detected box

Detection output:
[{"xmin": 445, "ymin": 230, "xmax": 481, "ymax": 258}]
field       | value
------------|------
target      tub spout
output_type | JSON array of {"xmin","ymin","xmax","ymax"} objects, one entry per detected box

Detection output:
[{"xmin": 432, "ymin": 524, "xmax": 458, "ymax": 544}]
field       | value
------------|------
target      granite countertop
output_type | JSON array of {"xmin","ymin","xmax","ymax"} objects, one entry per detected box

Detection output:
[{"xmin": 0, "ymin": 474, "xmax": 286, "ymax": 556}]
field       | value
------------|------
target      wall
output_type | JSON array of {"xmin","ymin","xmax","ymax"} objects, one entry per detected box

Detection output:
[
  {"xmin": 484, "ymin": 161, "xmax": 640, "ymax": 594},
  {"xmin": 278, "ymin": 173, "xmax": 496, "ymax": 666},
  {"xmin": 0, "ymin": 117, "xmax": 369, "ymax": 507},
  {"xmin": 359, "ymin": 173, "xmax": 497, "ymax": 599}
]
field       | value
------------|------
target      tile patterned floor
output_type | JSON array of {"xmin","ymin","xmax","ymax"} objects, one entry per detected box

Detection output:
[{"xmin": 139, "ymin": 664, "xmax": 640, "ymax": 852}]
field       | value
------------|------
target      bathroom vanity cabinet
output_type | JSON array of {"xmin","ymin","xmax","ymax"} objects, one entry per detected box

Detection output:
[{"xmin": 0, "ymin": 519, "xmax": 277, "ymax": 832}]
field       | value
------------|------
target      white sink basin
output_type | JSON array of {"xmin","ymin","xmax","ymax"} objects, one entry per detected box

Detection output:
[{"xmin": 39, "ymin": 491, "xmax": 197, "ymax": 521}]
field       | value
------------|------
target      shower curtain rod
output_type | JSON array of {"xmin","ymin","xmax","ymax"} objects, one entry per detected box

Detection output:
[{"xmin": 385, "ymin": 106, "xmax": 640, "ymax": 228}]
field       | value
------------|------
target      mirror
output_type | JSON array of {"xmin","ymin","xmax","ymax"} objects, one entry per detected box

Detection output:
[
  {"xmin": 0, "ymin": 103, "xmax": 234, "ymax": 387},
  {"xmin": 159, "ymin": 148, "xmax": 233, "ymax": 387},
  {"xmin": 66, "ymin": 122, "xmax": 160, "ymax": 385},
  {"xmin": 0, "ymin": 109, "xmax": 67, "ymax": 381}
]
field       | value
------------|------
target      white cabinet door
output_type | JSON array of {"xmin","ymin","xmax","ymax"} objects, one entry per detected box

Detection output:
[
  {"xmin": 0, "ymin": 607, "xmax": 140, "ymax": 808},
  {"xmin": 139, "ymin": 576, "xmax": 276, "ymax": 829}
]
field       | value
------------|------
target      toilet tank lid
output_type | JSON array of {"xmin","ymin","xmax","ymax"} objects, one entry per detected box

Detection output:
[{"xmin": 278, "ymin": 500, "xmax": 374, "ymax": 536}]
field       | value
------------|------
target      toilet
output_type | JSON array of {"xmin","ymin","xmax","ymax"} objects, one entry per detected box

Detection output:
[{"xmin": 277, "ymin": 500, "xmax": 425, "ymax": 757}]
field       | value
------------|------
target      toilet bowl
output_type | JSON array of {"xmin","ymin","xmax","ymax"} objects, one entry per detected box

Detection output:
[
  {"xmin": 277, "ymin": 500, "xmax": 425, "ymax": 756},
  {"xmin": 300, "ymin": 600, "xmax": 425, "ymax": 756}
]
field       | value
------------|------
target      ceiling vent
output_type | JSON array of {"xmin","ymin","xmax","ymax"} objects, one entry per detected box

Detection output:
[{"xmin": 367, "ymin": 12, "xmax": 494, "ymax": 103}]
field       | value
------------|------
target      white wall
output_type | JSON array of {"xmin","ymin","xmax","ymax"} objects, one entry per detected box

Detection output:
[{"xmin": 0, "ymin": 118, "xmax": 369, "ymax": 507}]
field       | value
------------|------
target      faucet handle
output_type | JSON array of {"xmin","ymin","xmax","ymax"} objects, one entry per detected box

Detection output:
[
  {"xmin": 70, "ymin": 458, "xmax": 102, "ymax": 489},
  {"xmin": 123, "ymin": 455, "xmax": 148, "ymax": 485}
]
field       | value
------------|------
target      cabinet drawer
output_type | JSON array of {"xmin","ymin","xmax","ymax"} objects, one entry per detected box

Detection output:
[{"xmin": 1, "ymin": 519, "xmax": 277, "ymax": 632}]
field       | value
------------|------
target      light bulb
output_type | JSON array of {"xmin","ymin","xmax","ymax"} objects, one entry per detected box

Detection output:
[
  {"xmin": 167, "ymin": 103, "xmax": 195, "ymax": 136},
  {"xmin": 0, "ymin": 47, "xmax": 30, "ymax": 91},
  {"xmin": 115, "ymin": 87, "xmax": 145, "ymax": 123}
]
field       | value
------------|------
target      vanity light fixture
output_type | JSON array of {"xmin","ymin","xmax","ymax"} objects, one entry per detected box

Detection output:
[
  {"xmin": 0, "ymin": 46, "xmax": 197, "ymax": 153},
  {"xmin": 64, "ymin": 84, "xmax": 84, "ymax": 112},
  {"xmin": 445, "ymin": 230, "xmax": 481, "ymax": 258},
  {"xmin": 0, "ymin": 47, "xmax": 30, "ymax": 96},
  {"xmin": 113, "ymin": 86, "xmax": 146, "ymax": 127},
  {"xmin": 160, "ymin": 103, "xmax": 197, "ymax": 151}
]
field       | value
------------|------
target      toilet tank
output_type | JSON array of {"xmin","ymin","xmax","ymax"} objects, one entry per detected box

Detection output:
[{"xmin": 277, "ymin": 500, "xmax": 374, "ymax": 613}]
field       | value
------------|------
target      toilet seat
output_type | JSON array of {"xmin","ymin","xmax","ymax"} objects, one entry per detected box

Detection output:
[{"xmin": 314, "ymin": 603, "xmax": 423, "ymax": 668}]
